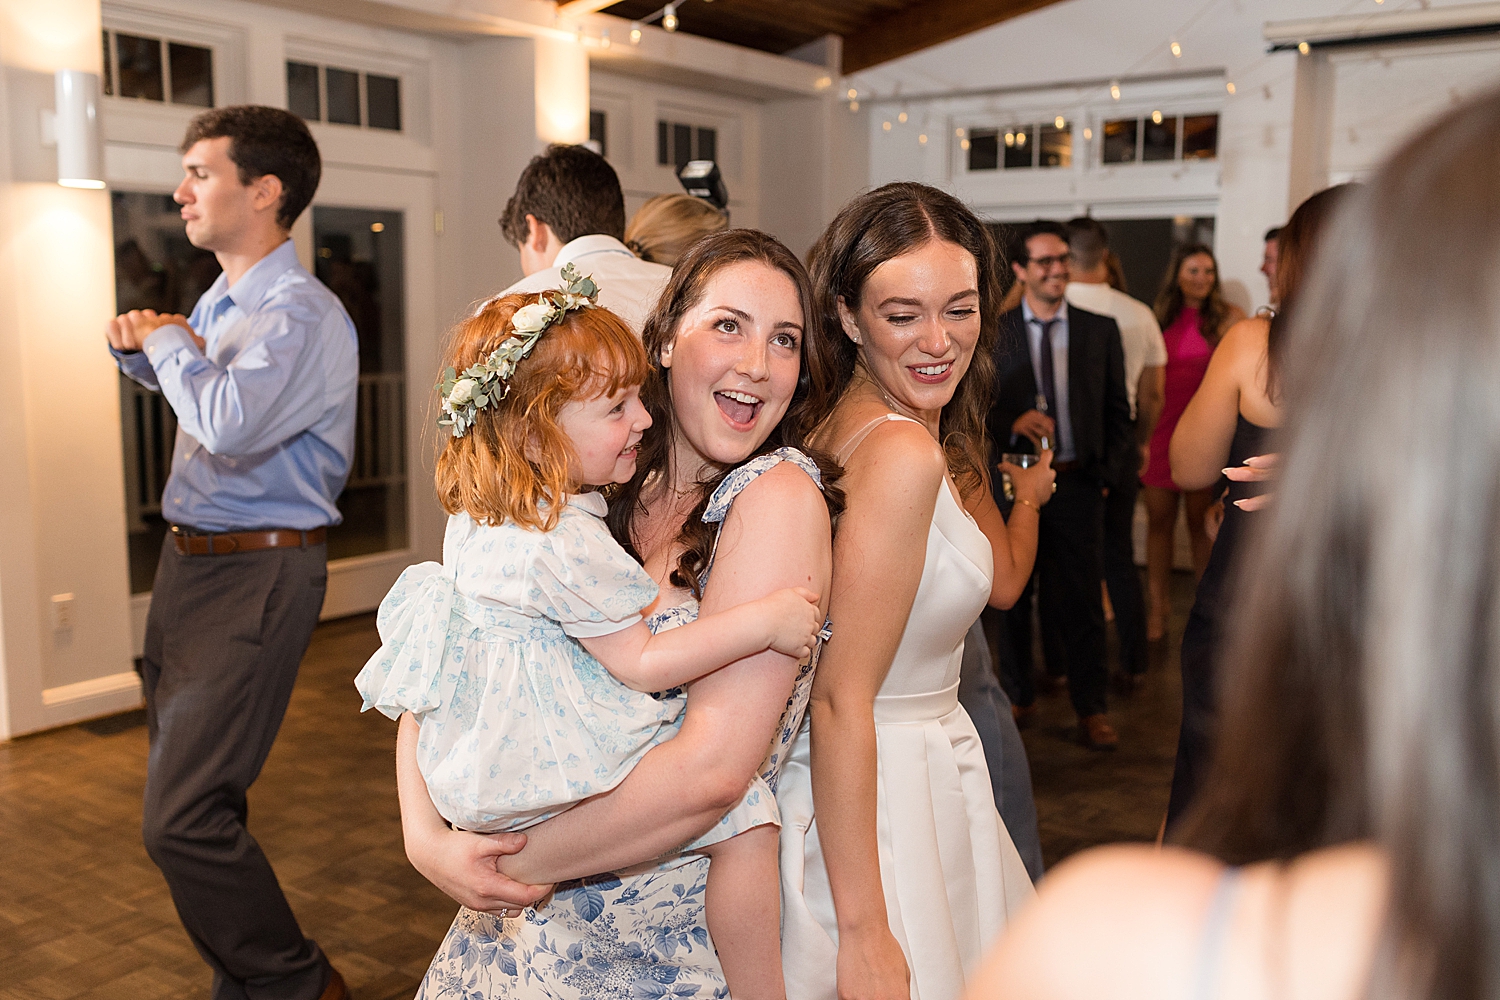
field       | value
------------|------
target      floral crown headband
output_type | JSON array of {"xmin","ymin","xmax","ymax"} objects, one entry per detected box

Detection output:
[{"xmin": 437, "ymin": 263, "xmax": 600, "ymax": 438}]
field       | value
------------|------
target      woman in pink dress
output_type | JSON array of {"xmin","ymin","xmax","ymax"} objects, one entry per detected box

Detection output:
[{"xmin": 1141, "ymin": 244, "xmax": 1245, "ymax": 641}]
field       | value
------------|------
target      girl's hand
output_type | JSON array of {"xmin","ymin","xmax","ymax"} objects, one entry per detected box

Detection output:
[
  {"xmin": 760, "ymin": 586, "xmax": 824, "ymax": 660},
  {"xmin": 1224, "ymin": 452, "xmax": 1278, "ymax": 511},
  {"xmin": 1000, "ymin": 450, "xmax": 1056, "ymax": 510},
  {"xmin": 836, "ymin": 924, "xmax": 910, "ymax": 1000},
  {"xmin": 406, "ymin": 825, "xmax": 553, "ymax": 916}
]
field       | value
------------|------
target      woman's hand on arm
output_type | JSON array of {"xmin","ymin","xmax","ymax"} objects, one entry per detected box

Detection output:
[
  {"xmin": 497, "ymin": 464, "xmax": 834, "ymax": 886},
  {"xmin": 814, "ymin": 423, "xmax": 944, "ymax": 1000},
  {"xmin": 395, "ymin": 713, "xmax": 553, "ymax": 914},
  {"xmin": 968, "ymin": 452, "xmax": 1052, "ymax": 609},
  {"xmin": 1170, "ymin": 317, "xmax": 1264, "ymax": 490}
]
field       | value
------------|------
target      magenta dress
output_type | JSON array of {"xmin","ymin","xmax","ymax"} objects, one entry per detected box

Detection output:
[{"xmin": 1142, "ymin": 305, "xmax": 1214, "ymax": 491}]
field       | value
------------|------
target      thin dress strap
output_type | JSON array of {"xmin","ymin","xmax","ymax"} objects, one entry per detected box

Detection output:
[
  {"xmin": 833, "ymin": 412, "xmax": 923, "ymax": 466},
  {"xmin": 1190, "ymin": 868, "xmax": 1243, "ymax": 1000}
]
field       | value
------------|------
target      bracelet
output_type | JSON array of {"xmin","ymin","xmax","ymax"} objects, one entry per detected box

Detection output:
[{"xmin": 1015, "ymin": 498, "xmax": 1040, "ymax": 512}]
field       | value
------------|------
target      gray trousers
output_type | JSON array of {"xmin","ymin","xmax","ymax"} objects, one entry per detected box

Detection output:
[
  {"xmin": 141, "ymin": 536, "xmax": 331, "ymax": 1000},
  {"xmin": 958, "ymin": 618, "xmax": 1045, "ymax": 881}
]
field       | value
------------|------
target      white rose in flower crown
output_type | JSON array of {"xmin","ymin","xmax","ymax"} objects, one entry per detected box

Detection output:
[
  {"xmin": 511, "ymin": 302, "xmax": 555, "ymax": 334},
  {"xmin": 448, "ymin": 378, "xmax": 478, "ymax": 406}
]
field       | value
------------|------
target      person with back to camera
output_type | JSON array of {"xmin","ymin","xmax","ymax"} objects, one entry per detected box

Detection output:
[
  {"xmin": 1065, "ymin": 216, "xmax": 1167, "ymax": 690},
  {"xmin": 967, "ymin": 85, "xmax": 1500, "ymax": 1000},
  {"xmin": 624, "ymin": 192, "xmax": 729, "ymax": 267},
  {"xmin": 1140, "ymin": 244, "xmax": 1247, "ymax": 643},
  {"xmin": 104, "ymin": 106, "xmax": 358, "ymax": 1000},
  {"xmin": 494, "ymin": 143, "xmax": 671, "ymax": 332},
  {"xmin": 1163, "ymin": 184, "xmax": 1355, "ymax": 830},
  {"xmin": 355, "ymin": 271, "xmax": 824, "ymax": 1000},
  {"xmin": 392, "ymin": 229, "xmax": 842, "ymax": 999},
  {"xmin": 780, "ymin": 181, "xmax": 1054, "ymax": 1000}
]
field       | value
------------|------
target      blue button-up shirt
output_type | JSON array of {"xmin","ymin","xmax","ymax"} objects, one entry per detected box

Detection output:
[
  {"xmin": 112, "ymin": 240, "xmax": 359, "ymax": 532},
  {"xmin": 1022, "ymin": 298, "xmax": 1076, "ymax": 463}
]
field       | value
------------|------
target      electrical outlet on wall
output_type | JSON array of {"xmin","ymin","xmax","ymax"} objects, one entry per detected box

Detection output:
[{"xmin": 51, "ymin": 593, "xmax": 75, "ymax": 632}]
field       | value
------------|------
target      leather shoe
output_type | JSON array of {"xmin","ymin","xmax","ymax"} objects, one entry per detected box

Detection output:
[
  {"xmin": 318, "ymin": 968, "xmax": 349, "ymax": 1000},
  {"xmin": 1079, "ymin": 714, "xmax": 1118, "ymax": 751}
]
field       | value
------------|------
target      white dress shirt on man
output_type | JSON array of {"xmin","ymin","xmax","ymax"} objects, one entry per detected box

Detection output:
[
  {"xmin": 494, "ymin": 234, "xmax": 671, "ymax": 333},
  {"xmin": 1065, "ymin": 281, "xmax": 1167, "ymax": 419}
]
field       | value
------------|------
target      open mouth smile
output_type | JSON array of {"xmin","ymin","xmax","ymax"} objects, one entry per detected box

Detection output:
[
  {"xmin": 714, "ymin": 389, "xmax": 764, "ymax": 429},
  {"xmin": 908, "ymin": 361, "xmax": 954, "ymax": 384}
]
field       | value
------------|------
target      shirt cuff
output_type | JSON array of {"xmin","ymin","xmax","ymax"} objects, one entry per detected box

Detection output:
[
  {"xmin": 142, "ymin": 323, "xmax": 200, "ymax": 363},
  {"xmin": 562, "ymin": 613, "xmax": 644, "ymax": 639}
]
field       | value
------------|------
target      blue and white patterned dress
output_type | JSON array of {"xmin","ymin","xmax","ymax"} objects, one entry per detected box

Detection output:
[
  {"xmin": 354, "ymin": 491, "xmax": 775, "ymax": 841},
  {"xmin": 414, "ymin": 447, "xmax": 827, "ymax": 999}
]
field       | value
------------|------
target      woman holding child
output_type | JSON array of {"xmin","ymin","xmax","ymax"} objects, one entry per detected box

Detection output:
[{"xmin": 369, "ymin": 188, "xmax": 1050, "ymax": 999}]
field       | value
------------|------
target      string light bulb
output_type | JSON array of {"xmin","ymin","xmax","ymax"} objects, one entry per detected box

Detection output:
[
  {"xmin": 955, "ymin": 127, "xmax": 966, "ymax": 138},
  {"xmin": 960, "ymin": 138, "xmax": 970, "ymax": 150},
  {"xmin": 898, "ymin": 111, "xmax": 908, "ymax": 123},
  {"xmin": 1016, "ymin": 130, "xmax": 1026, "ymax": 146},
  {"xmin": 1151, "ymin": 109, "xmax": 1163, "ymax": 124},
  {"xmin": 1004, "ymin": 131, "xmax": 1015, "ymax": 146},
  {"xmin": 630, "ymin": 22, "xmax": 642, "ymax": 43},
  {"xmin": 1110, "ymin": 81, "xmax": 1121, "ymax": 101},
  {"xmin": 882, "ymin": 120, "xmax": 891, "ymax": 131},
  {"xmin": 1170, "ymin": 40, "xmax": 1182, "ymax": 58},
  {"xmin": 1298, "ymin": 40, "xmax": 1310, "ymax": 55},
  {"xmin": 849, "ymin": 100, "xmax": 859, "ymax": 112},
  {"xmin": 919, "ymin": 133, "xmax": 928, "ymax": 144},
  {"xmin": 1226, "ymin": 81, "xmax": 1236, "ymax": 94},
  {"xmin": 1055, "ymin": 116, "xmax": 1066, "ymax": 129},
  {"xmin": 663, "ymin": 4, "xmax": 678, "ymax": 32},
  {"xmin": 1083, "ymin": 127, "xmax": 1093, "ymax": 140}
]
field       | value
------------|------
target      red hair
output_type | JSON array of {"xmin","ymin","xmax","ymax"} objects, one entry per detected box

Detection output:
[{"xmin": 434, "ymin": 294, "xmax": 649, "ymax": 531}]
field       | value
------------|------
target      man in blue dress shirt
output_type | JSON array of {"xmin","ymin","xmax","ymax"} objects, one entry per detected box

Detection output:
[{"xmin": 107, "ymin": 106, "xmax": 357, "ymax": 1000}]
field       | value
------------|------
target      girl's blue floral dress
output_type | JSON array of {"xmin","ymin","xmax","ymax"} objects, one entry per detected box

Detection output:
[
  {"xmin": 355, "ymin": 488, "xmax": 779, "ymax": 844},
  {"xmin": 413, "ymin": 448, "xmax": 827, "ymax": 999}
]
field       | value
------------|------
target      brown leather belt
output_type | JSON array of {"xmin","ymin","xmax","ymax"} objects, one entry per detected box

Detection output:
[
  {"xmin": 1051, "ymin": 460, "xmax": 1082, "ymax": 473},
  {"xmin": 172, "ymin": 525, "xmax": 327, "ymax": 556}
]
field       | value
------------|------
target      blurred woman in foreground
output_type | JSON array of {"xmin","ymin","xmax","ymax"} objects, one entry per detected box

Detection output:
[{"xmin": 969, "ymin": 85, "xmax": 1500, "ymax": 1000}]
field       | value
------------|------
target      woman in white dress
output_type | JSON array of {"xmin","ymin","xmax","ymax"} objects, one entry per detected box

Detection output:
[{"xmin": 781, "ymin": 182, "xmax": 1056, "ymax": 1000}]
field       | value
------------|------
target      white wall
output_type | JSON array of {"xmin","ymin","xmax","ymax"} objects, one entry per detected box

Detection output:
[{"xmin": 850, "ymin": 0, "xmax": 1497, "ymax": 309}]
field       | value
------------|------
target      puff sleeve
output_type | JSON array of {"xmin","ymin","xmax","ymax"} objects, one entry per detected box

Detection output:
[{"xmin": 522, "ymin": 506, "xmax": 660, "ymax": 638}]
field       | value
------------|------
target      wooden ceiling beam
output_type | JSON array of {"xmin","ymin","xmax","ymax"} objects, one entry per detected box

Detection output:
[{"xmin": 841, "ymin": 0, "xmax": 1067, "ymax": 74}]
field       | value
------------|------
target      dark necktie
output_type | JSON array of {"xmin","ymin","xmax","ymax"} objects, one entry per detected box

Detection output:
[{"xmin": 1035, "ymin": 317, "xmax": 1059, "ymax": 420}]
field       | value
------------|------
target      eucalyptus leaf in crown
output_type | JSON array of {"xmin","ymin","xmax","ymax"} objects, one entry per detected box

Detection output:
[{"xmin": 437, "ymin": 263, "xmax": 600, "ymax": 438}]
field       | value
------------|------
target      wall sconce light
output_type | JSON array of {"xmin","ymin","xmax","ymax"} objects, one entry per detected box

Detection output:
[{"xmin": 54, "ymin": 70, "xmax": 104, "ymax": 189}]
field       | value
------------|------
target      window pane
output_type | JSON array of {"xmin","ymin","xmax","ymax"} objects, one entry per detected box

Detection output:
[
  {"xmin": 1004, "ymin": 126, "xmax": 1033, "ymax": 169},
  {"xmin": 589, "ymin": 110, "xmax": 607, "ymax": 157},
  {"xmin": 1040, "ymin": 119, "xmax": 1071, "ymax": 168},
  {"xmin": 1182, "ymin": 114, "xmax": 1219, "ymax": 160},
  {"xmin": 287, "ymin": 61, "xmax": 319, "ymax": 120},
  {"xmin": 673, "ymin": 123, "xmax": 692, "ymax": 170},
  {"xmin": 102, "ymin": 31, "xmax": 113, "ymax": 96},
  {"xmin": 168, "ymin": 43, "xmax": 213, "ymax": 107},
  {"xmin": 657, "ymin": 120, "xmax": 669, "ymax": 165},
  {"xmin": 116, "ymin": 33, "xmax": 164, "ymax": 102},
  {"xmin": 1102, "ymin": 118, "xmax": 1137, "ymax": 164},
  {"xmin": 967, "ymin": 128, "xmax": 999, "ymax": 171},
  {"xmin": 313, "ymin": 207, "xmax": 410, "ymax": 560},
  {"xmin": 695, "ymin": 126, "xmax": 716, "ymax": 163},
  {"xmin": 367, "ymin": 73, "xmax": 401, "ymax": 130},
  {"xmin": 326, "ymin": 67, "xmax": 361, "ymax": 125},
  {"xmin": 1143, "ymin": 115, "xmax": 1177, "ymax": 161}
]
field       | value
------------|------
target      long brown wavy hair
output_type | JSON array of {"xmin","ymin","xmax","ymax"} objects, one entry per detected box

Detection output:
[
  {"xmin": 1154, "ymin": 242, "xmax": 1232, "ymax": 346},
  {"xmin": 1176, "ymin": 86, "xmax": 1500, "ymax": 1000},
  {"xmin": 805, "ymin": 181, "xmax": 1003, "ymax": 494},
  {"xmin": 606, "ymin": 229, "xmax": 844, "ymax": 597},
  {"xmin": 434, "ymin": 294, "xmax": 648, "ymax": 531}
]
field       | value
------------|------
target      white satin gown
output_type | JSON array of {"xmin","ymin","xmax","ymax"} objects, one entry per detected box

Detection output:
[{"xmin": 779, "ymin": 413, "xmax": 1035, "ymax": 1000}]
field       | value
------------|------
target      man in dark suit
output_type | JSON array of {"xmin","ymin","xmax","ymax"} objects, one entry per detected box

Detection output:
[{"xmin": 988, "ymin": 221, "xmax": 1134, "ymax": 749}]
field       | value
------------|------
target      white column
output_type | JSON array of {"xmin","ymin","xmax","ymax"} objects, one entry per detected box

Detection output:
[{"xmin": 0, "ymin": 0, "xmax": 139, "ymax": 738}]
